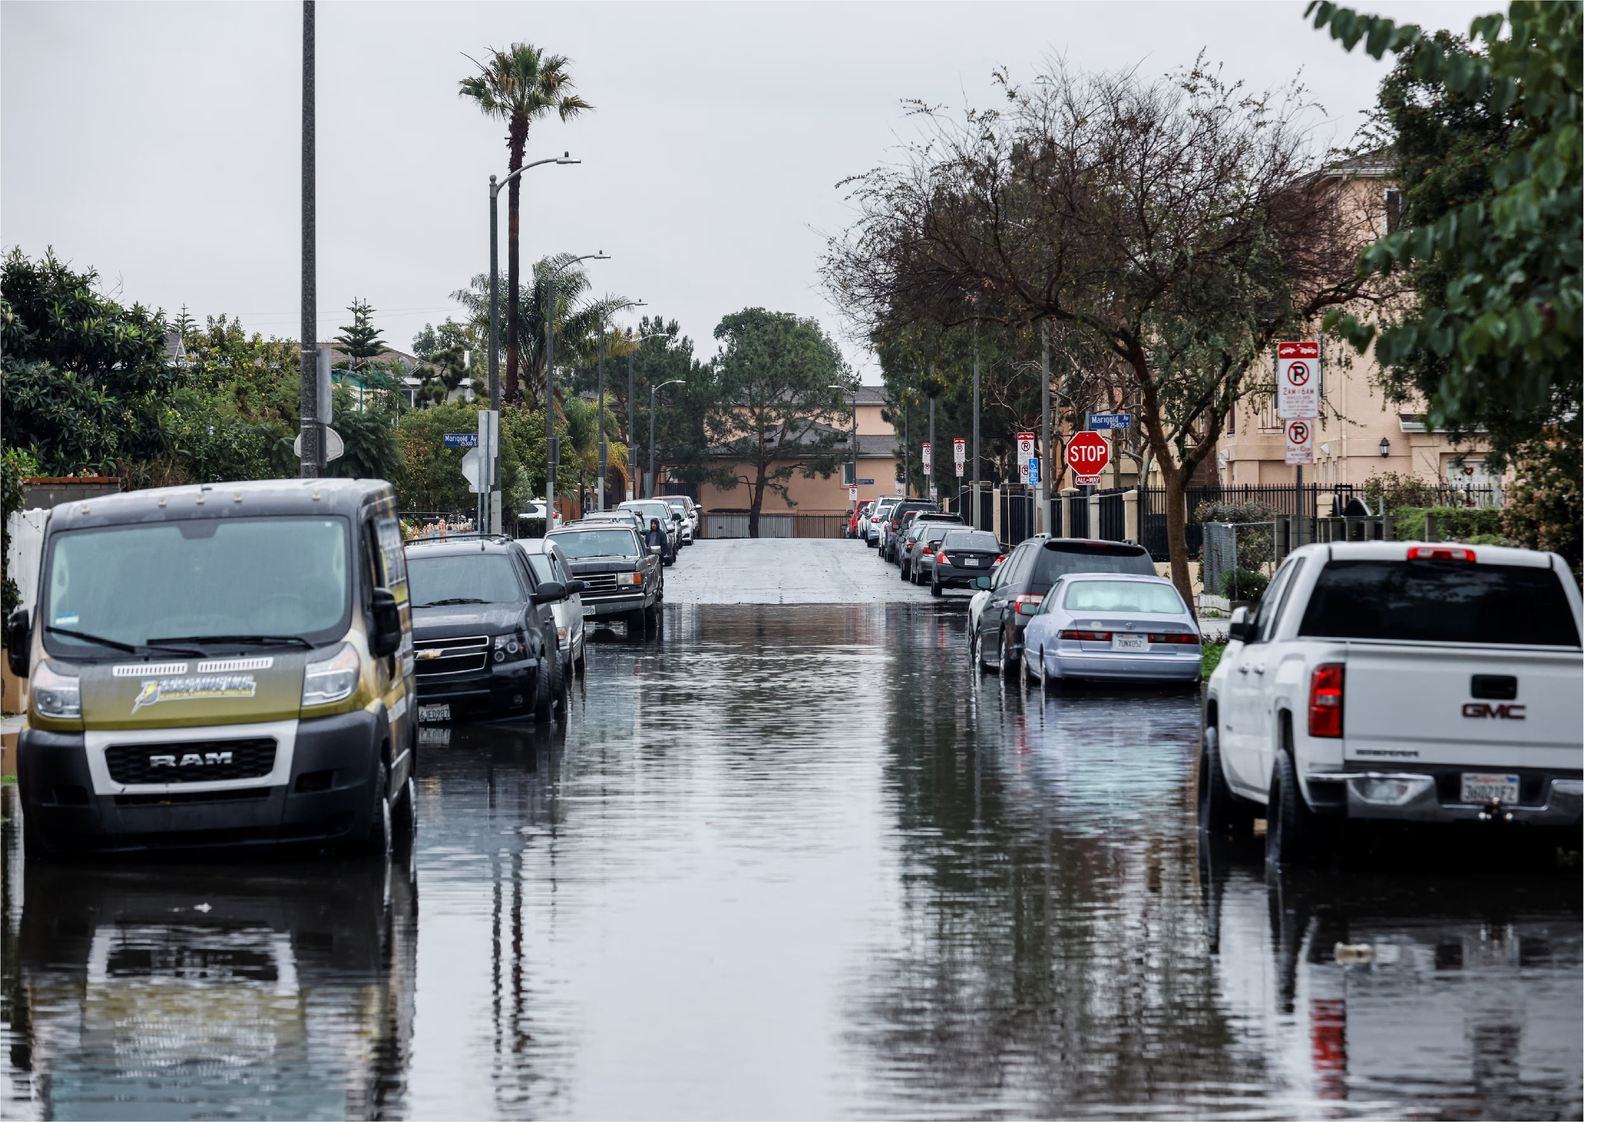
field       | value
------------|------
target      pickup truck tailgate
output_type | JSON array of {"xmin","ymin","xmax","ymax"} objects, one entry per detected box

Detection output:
[{"xmin": 1343, "ymin": 644, "xmax": 1582, "ymax": 769}]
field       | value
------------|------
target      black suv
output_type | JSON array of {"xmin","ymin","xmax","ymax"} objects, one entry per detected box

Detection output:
[
  {"xmin": 973, "ymin": 538, "xmax": 1159, "ymax": 672},
  {"xmin": 879, "ymin": 499, "xmax": 936, "ymax": 561},
  {"xmin": 545, "ymin": 520, "xmax": 666, "ymax": 637},
  {"xmin": 404, "ymin": 537, "xmax": 573, "ymax": 723}
]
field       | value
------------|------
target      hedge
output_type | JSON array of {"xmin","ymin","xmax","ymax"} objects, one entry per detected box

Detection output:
[{"xmin": 1392, "ymin": 505, "xmax": 1503, "ymax": 542}]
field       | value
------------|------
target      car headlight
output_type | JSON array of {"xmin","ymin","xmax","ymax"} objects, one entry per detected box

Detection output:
[
  {"xmin": 32, "ymin": 661, "xmax": 81, "ymax": 719},
  {"xmin": 302, "ymin": 642, "xmax": 360, "ymax": 706},
  {"xmin": 493, "ymin": 630, "xmax": 533, "ymax": 662}
]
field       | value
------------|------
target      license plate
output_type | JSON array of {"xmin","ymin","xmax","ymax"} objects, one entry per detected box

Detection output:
[
  {"xmin": 419, "ymin": 703, "xmax": 451, "ymax": 724},
  {"xmin": 1113, "ymin": 633, "xmax": 1150, "ymax": 652},
  {"xmin": 964, "ymin": 558, "xmax": 981, "ymax": 566},
  {"xmin": 583, "ymin": 605, "xmax": 597, "ymax": 617},
  {"xmin": 1461, "ymin": 772, "xmax": 1520, "ymax": 805}
]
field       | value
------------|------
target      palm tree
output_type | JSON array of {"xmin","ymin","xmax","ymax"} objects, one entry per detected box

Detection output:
[{"xmin": 459, "ymin": 45, "xmax": 591, "ymax": 404}]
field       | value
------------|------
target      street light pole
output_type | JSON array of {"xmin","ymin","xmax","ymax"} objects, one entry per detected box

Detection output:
[
  {"xmin": 595, "ymin": 301, "xmax": 647, "ymax": 513},
  {"xmin": 649, "ymin": 378, "xmax": 685, "ymax": 499},
  {"xmin": 541, "ymin": 251, "xmax": 608, "ymax": 527},
  {"xmin": 488, "ymin": 153, "xmax": 578, "ymax": 532},
  {"xmin": 298, "ymin": 0, "xmax": 321, "ymax": 479}
]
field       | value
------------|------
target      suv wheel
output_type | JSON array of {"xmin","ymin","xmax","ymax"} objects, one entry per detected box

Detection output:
[{"xmin": 1000, "ymin": 627, "xmax": 1020, "ymax": 675}]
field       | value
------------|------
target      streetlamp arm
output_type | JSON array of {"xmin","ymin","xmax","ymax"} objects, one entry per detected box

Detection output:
[{"xmin": 492, "ymin": 155, "xmax": 580, "ymax": 196}]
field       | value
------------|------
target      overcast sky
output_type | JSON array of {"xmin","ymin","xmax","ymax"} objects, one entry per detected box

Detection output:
[{"xmin": 2, "ymin": 1, "xmax": 1480, "ymax": 381}]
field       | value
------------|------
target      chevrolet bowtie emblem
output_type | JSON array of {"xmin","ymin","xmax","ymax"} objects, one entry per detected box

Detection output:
[{"xmin": 417, "ymin": 649, "xmax": 443, "ymax": 660}]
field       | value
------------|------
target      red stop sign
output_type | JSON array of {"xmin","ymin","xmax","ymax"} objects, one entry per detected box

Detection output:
[{"xmin": 1065, "ymin": 430, "xmax": 1112, "ymax": 483}]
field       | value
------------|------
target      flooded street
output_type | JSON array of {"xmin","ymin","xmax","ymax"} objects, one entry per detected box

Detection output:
[{"xmin": 1, "ymin": 544, "xmax": 1582, "ymax": 1119}]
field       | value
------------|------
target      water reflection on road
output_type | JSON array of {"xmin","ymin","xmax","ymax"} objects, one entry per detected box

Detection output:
[{"xmin": 1, "ymin": 604, "xmax": 1581, "ymax": 1118}]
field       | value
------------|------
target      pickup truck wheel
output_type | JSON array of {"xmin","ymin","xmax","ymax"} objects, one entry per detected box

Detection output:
[
  {"xmin": 1198, "ymin": 728, "xmax": 1255, "ymax": 837},
  {"xmin": 1266, "ymin": 746, "xmax": 1324, "ymax": 866},
  {"xmin": 627, "ymin": 607, "xmax": 648, "ymax": 636}
]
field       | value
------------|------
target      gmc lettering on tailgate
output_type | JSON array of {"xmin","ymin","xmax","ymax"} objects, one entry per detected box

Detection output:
[{"xmin": 1462, "ymin": 703, "xmax": 1526, "ymax": 720}]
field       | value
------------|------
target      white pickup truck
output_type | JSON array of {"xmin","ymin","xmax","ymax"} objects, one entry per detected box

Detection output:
[{"xmin": 1200, "ymin": 541, "xmax": 1583, "ymax": 864}]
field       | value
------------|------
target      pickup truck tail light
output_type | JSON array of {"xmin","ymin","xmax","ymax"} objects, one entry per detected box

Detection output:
[
  {"xmin": 1408, "ymin": 545, "xmax": 1475, "ymax": 561},
  {"xmin": 1309, "ymin": 663, "xmax": 1345, "ymax": 737},
  {"xmin": 1015, "ymin": 594, "xmax": 1045, "ymax": 615}
]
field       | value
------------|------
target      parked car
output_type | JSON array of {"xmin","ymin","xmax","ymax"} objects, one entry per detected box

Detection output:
[
  {"xmin": 1200, "ymin": 541, "xmax": 1583, "ymax": 865},
  {"xmin": 862, "ymin": 496, "xmax": 897, "ymax": 545},
  {"xmin": 404, "ymin": 536, "xmax": 568, "ymax": 726},
  {"xmin": 881, "ymin": 499, "xmax": 937, "ymax": 561},
  {"xmin": 902, "ymin": 514, "xmax": 965, "ymax": 582},
  {"xmin": 658, "ymin": 495, "xmax": 700, "ymax": 541},
  {"xmin": 516, "ymin": 499, "xmax": 561, "ymax": 534},
  {"xmin": 545, "ymin": 520, "xmax": 666, "ymax": 637},
  {"xmin": 8, "ymin": 478, "xmax": 418, "ymax": 857},
  {"xmin": 966, "ymin": 551, "xmax": 1006, "ymax": 656},
  {"xmin": 972, "ymin": 537, "xmax": 1158, "ymax": 674},
  {"xmin": 847, "ymin": 499, "xmax": 872, "ymax": 537},
  {"xmin": 659, "ymin": 495, "xmax": 697, "ymax": 544},
  {"xmin": 618, "ymin": 499, "xmax": 682, "ymax": 563},
  {"xmin": 1022, "ymin": 574, "xmax": 1201, "ymax": 685},
  {"xmin": 927, "ymin": 528, "xmax": 1002, "ymax": 596},
  {"xmin": 516, "ymin": 537, "xmax": 587, "ymax": 675}
]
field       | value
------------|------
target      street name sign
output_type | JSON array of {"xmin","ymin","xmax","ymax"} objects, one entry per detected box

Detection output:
[
  {"xmin": 1088, "ymin": 413, "xmax": 1132, "ymax": 430},
  {"xmin": 1277, "ymin": 342, "xmax": 1320, "ymax": 419},
  {"xmin": 1285, "ymin": 418, "xmax": 1314, "ymax": 465},
  {"xmin": 443, "ymin": 433, "xmax": 479, "ymax": 447},
  {"xmin": 857, "ymin": 478, "xmax": 875, "ymax": 485},
  {"xmin": 1065, "ymin": 430, "xmax": 1112, "ymax": 485}
]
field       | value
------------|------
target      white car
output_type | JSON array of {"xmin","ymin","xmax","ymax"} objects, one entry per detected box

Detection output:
[
  {"xmin": 862, "ymin": 496, "xmax": 896, "ymax": 545},
  {"xmin": 1201, "ymin": 540, "xmax": 1583, "ymax": 865},
  {"xmin": 659, "ymin": 495, "xmax": 698, "ymax": 544},
  {"xmin": 517, "ymin": 499, "xmax": 561, "ymax": 531},
  {"xmin": 516, "ymin": 537, "xmax": 587, "ymax": 675}
]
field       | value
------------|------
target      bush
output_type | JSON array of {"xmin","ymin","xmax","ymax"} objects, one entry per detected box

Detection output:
[
  {"xmin": 1363, "ymin": 471, "xmax": 1441, "ymax": 510},
  {"xmin": 1393, "ymin": 505, "xmax": 1503, "ymax": 542},
  {"xmin": 1465, "ymin": 533, "xmax": 1510, "ymax": 547},
  {"xmin": 1220, "ymin": 567, "xmax": 1269, "ymax": 601},
  {"xmin": 1194, "ymin": 499, "xmax": 1276, "ymax": 575},
  {"xmin": 1501, "ymin": 434, "xmax": 1581, "ymax": 582}
]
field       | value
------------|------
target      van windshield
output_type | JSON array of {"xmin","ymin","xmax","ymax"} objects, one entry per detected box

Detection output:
[
  {"xmin": 407, "ymin": 553, "xmax": 524, "ymax": 607},
  {"xmin": 1299, "ymin": 559, "xmax": 1579, "ymax": 645},
  {"xmin": 43, "ymin": 517, "xmax": 350, "ymax": 656}
]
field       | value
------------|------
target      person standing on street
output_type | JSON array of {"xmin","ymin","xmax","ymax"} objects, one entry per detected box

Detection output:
[{"xmin": 644, "ymin": 517, "xmax": 670, "ymax": 558}]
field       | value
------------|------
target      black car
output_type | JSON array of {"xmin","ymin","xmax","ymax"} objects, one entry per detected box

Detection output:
[
  {"xmin": 545, "ymin": 521, "xmax": 666, "ymax": 637},
  {"xmin": 880, "ymin": 499, "xmax": 936, "ymax": 561},
  {"xmin": 925, "ymin": 527, "xmax": 1002, "ymax": 595},
  {"xmin": 404, "ymin": 537, "xmax": 572, "ymax": 723},
  {"xmin": 973, "ymin": 537, "xmax": 1158, "ymax": 672},
  {"xmin": 900, "ymin": 513, "xmax": 965, "ymax": 581}
]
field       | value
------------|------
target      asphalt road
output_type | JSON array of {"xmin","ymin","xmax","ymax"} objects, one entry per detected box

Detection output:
[{"xmin": 666, "ymin": 536, "xmax": 940, "ymax": 604}]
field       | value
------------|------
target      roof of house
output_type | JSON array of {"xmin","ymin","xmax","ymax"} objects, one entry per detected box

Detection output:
[
  {"xmin": 852, "ymin": 385, "xmax": 888, "ymax": 406},
  {"xmin": 853, "ymin": 433, "xmax": 899, "ymax": 457}
]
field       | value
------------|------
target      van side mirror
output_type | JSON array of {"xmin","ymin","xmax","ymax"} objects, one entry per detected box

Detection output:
[
  {"xmin": 6, "ymin": 608, "xmax": 30, "ymax": 678},
  {"xmin": 533, "ymin": 580, "xmax": 567, "ymax": 605},
  {"xmin": 974, "ymin": 576, "xmax": 991, "ymax": 590},
  {"xmin": 369, "ymin": 589, "xmax": 402, "ymax": 657},
  {"xmin": 1227, "ymin": 605, "xmax": 1258, "ymax": 644}
]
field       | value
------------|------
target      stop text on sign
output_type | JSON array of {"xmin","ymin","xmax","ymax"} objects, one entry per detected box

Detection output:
[{"xmin": 1065, "ymin": 430, "xmax": 1112, "ymax": 484}]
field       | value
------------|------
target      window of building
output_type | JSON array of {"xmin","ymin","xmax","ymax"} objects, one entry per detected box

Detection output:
[
  {"xmin": 1227, "ymin": 402, "xmax": 1237, "ymax": 435},
  {"xmin": 1385, "ymin": 188, "xmax": 1403, "ymax": 235}
]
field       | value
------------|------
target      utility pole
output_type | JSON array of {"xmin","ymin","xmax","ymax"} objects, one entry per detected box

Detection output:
[
  {"xmin": 597, "ymin": 333, "xmax": 607, "ymax": 513},
  {"xmin": 488, "ymin": 176, "xmax": 500, "ymax": 520},
  {"xmin": 545, "ymin": 269, "xmax": 556, "ymax": 523},
  {"xmin": 928, "ymin": 389, "xmax": 936, "ymax": 507},
  {"xmin": 971, "ymin": 324, "xmax": 980, "ymax": 526},
  {"xmin": 1039, "ymin": 323, "xmax": 1051, "ymax": 535},
  {"xmin": 627, "ymin": 350, "xmax": 636, "ymax": 501},
  {"xmin": 298, "ymin": 0, "xmax": 321, "ymax": 477}
]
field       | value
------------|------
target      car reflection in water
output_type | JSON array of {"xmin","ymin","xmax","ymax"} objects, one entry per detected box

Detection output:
[
  {"xmin": 6, "ymin": 829, "xmax": 417, "ymax": 1121},
  {"xmin": 1200, "ymin": 837, "xmax": 1582, "ymax": 1118}
]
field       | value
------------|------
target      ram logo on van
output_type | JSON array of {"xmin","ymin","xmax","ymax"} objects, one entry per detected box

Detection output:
[
  {"xmin": 149, "ymin": 752, "xmax": 235, "ymax": 767},
  {"xmin": 1462, "ymin": 702, "xmax": 1526, "ymax": 720}
]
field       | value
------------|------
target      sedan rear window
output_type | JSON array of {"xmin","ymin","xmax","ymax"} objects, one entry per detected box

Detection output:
[
  {"xmin": 1299, "ymin": 560, "xmax": 1579, "ymax": 646},
  {"xmin": 1065, "ymin": 580, "xmax": 1184, "ymax": 615},
  {"xmin": 943, "ymin": 531, "xmax": 999, "ymax": 552}
]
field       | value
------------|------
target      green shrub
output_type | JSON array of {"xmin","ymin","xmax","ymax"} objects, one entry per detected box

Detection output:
[
  {"xmin": 1392, "ymin": 505, "xmax": 1503, "ymax": 542},
  {"xmin": 1501, "ymin": 434, "xmax": 1581, "ymax": 582},
  {"xmin": 1194, "ymin": 499, "xmax": 1276, "ymax": 574},
  {"xmin": 1363, "ymin": 471, "xmax": 1441, "ymax": 510},
  {"xmin": 1220, "ymin": 567, "xmax": 1270, "ymax": 601},
  {"xmin": 1465, "ymin": 533, "xmax": 1510, "ymax": 547}
]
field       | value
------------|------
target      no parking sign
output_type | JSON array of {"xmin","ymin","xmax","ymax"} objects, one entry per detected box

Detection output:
[{"xmin": 1285, "ymin": 418, "xmax": 1314, "ymax": 465}]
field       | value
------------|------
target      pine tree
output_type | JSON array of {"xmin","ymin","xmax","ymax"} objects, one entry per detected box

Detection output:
[{"xmin": 335, "ymin": 299, "xmax": 387, "ymax": 363}]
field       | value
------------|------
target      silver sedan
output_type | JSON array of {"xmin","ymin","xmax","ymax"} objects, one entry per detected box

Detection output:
[{"xmin": 1021, "ymin": 573, "xmax": 1201, "ymax": 684}]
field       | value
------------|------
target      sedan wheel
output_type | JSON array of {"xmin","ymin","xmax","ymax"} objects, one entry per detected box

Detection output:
[{"xmin": 930, "ymin": 578, "xmax": 943, "ymax": 597}]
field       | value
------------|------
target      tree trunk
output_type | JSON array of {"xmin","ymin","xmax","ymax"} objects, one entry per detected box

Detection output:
[
  {"xmin": 748, "ymin": 469, "xmax": 765, "ymax": 538},
  {"xmin": 506, "ymin": 116, "xmax": 529, "ymax": 404}
]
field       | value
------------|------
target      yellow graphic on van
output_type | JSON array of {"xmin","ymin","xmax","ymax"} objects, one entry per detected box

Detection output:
[{"xmin": 131, "ymin": 674, "xmax": 258, "ymax": 714}]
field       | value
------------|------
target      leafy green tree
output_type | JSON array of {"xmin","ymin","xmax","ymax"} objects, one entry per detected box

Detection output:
[
  {"xmin": 704, "ymin": 308, "xmax": 851, "ymax": 537},
  {"xmin": 328, "ymin": 385, "xmax": 404, "ymax": 482},
  {"xmin": 1309, "ymin": 2, "xmax": 1581, "ymax": 520},
  {"xmin": 1, "ymin": 248, "xmax": 178, "ymax": 477},
  {"xmin": 626, "ymin": 316, "xmax": 718, "ymax": 497},
  {"xmin": 460, "ymin": 45, "xmax": 592, "ymax": 402},
  {"xmin": 394, "ymin": 399, "xmax": 575, "ymax": 512}
]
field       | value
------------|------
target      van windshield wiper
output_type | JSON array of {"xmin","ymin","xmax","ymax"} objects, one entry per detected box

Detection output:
[
  {"xmin": 414, "ymin": 597, "xmax": 491, "ymax": 607},
  {"xmin": 46, "ymin": 626, "xmax": 202, "ymax": 657},
  {"xmin": 148, "ymin": 633, "xmax": 314, "ymax": 649}
]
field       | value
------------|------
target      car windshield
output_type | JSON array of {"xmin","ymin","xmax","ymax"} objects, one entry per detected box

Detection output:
[
  {"xmin": 550, "ymin": 529, "xmax": 640, "ymax": 559},
  {"xmin": 1064, "ymin": 580, "xmax": 1185, "ymax": 615},
  {"xmin": 43, "ymin": 517, "xmax": 350, "ymax": 655},
  {"xmin": 944, "ymin": 531, "xmax": 1000, "ymax": 552},
  {"xmin": 407, "ymin": 552, "xmax": 524, "ymax": 606},
  {"xmin": 1299, "ymin": 559, "xmax": 1579, "ymax": 645}
]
